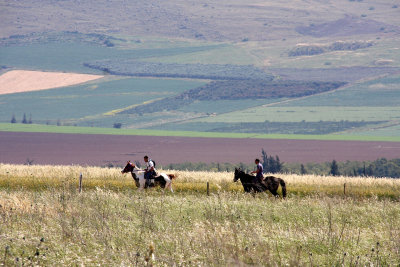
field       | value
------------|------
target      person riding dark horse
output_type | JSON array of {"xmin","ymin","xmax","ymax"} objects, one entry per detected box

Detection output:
[
  {"xmin": 234, "ymin": 168, "xmax": 287, "ymax": 198},
  {"xmin": 251, "ymin": 158, "xmax": 264, "ymax": 184},
  {"xmin": 144, "ymin": 155, "xmax": 157, "ymax": 188}
]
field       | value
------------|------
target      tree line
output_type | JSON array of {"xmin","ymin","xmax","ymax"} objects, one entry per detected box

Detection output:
[
  {"xmin": 159, "ymin": 149, "xmax": 400, "ymax": 178},
  {"xmin": 120, "ymin": 80, "xmax": 345, "ymax": 115},
  {"xmin": 11, "ymin": 113, "xmax": 32, "ymax": 124},
  {"xmin": 84, "ymin": 61, "xmax": 273, "ymax": 81},
  {"xmin": 288, "ymin": 41, "xmax": 374, "ymax": 57}
]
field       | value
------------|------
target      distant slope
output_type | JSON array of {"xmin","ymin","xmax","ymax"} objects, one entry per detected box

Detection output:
[
  {"xmin": 1, "ymin": 0, "xmax": 399, "ymax": 41},
  {"xmin": 295, "ymin": 15, "xmax": 400, "ymax": 37}
]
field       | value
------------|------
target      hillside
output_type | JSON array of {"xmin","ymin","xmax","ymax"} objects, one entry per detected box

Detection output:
[
  {"xmin": 0, "ymin": 0, "xmax": 399, "ymax": 138},
  {"xmin": 1, "ymin": 0, "xmax": 400, "ymax": 41}
]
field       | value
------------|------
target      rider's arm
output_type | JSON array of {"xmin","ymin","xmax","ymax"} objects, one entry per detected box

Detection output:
[
  {"xmin": 251, "ymin": 169, "xmax": 259, "ymax": 174},
  {"xmin": 251, "ymin": 166, "xmax": 261, "ymax": 174},
  {"xmin": 146, "ymin": 161, "xmax": 154, "ymax": 172}
]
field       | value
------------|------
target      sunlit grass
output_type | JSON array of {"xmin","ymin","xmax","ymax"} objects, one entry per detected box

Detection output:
[
  {"xmin": 1, "ymin": 164, "xmax": 400, "ymax": 265},
  {"xmin": 1, "ymin": 185, "xmax": 399, "ymax": 265},
  {"xmin": 1, "ymin": 164, "xmax": 399, "ymax": 199}
]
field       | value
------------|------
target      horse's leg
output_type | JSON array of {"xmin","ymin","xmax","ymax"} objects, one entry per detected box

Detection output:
[
  {"xmin": 269, "ymin": 181, "xmax": 281, "ymax": 198},
  {"xmin": 168, "ymin": 181, "xmax": 174, "ymax": 193},
  {"xmin": 139, "ymin": 178, "xmax": 145, "ymax": 190},
  {"xmin": 269, "ymin": 188, "xmax": 278, "ymax": 197}
]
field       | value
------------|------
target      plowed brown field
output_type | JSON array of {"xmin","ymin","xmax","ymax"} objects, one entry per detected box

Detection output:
[{"xmin": 1, "ymin": 132, "xmax": 399, "ymax": 166}]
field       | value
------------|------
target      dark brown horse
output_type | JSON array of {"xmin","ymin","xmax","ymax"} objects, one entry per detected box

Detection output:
[{"xmin": 234, "ymin": 168, "xmax": 286, "ymax": 198}]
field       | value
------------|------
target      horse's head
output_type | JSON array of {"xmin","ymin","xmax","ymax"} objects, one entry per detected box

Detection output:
[
  {"xmin": 233, "ymin": 168, "xmax": 243, "ymax": 182},
  {"xmin": 121, "ymin": 161, "xmax": 135, "ymax": 174}
]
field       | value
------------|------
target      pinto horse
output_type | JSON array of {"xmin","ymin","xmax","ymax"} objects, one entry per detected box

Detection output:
[
  {"xmin": 234, "ymin": 168, "xmax": 286, "ymax": 198},
  {"xmin": 121, "ymin": 161, "xmax": 176, "ymax": 192}
]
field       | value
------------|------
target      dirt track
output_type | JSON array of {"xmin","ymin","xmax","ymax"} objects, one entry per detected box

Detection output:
[
  {"xmin": 0, "ymin": 70, "xmax": 102, "ymax": 95},
  {"xmin": 1, "ymin": 131, "xmax": 399, "ymax": 166}
]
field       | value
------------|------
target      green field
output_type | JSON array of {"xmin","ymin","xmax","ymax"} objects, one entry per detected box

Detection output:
[
  {"xmin": 257, "ymin": 37, "xmax": 400, "ymax": 69},
  {"xmin": 0, "ymin": 77, "xmax": 205, "ymax": 127},
  {"xmin": 279, "ymin": 74, "xmax": 400, "ymax": 107},
  {"xmin": 194, "ymin": 106, "xmax": 400, "ymax": 123},
  {"xmin": 1, "ymin": 30, "xmax": 400, "ymax": 137},
  {"xmin": 0, "ymin": 41, "xmax": 226, "ymax": 73},
  {"xmin": 181, "ymin": 73, "xmax": 400, "ymax": 136},
  {"xmin": 1, "ymin": 123, "xmax": 400, "ymax": 142}
]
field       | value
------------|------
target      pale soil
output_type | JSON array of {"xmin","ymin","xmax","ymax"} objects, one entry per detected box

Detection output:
[{"xmin": 0, "ymin": 70, "xmax": 103, "ymax": 95}]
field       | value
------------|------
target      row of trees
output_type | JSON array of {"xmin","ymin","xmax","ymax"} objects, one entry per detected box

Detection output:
[
  {"xmin": 84, "ymin": 61, "xmax": 274, "ymax": 81},
  {"xmin": 288, "ymin": 41, "xmax": 374, "ymax": 57},
  {"xmin": 159, "ymin": 150, "xmax": 400, "ymax": 178},
  {"xmin": 11, "ymin": 113, "xmax": 32, "ymax": 124},
  {"xmin": 122, "ymin": 80, "xmax": 345, "ymax": 115},
  {"xmin": 176, "ymin": 80, "xmax": 346, "ymax": 101},
  {"xmin": 208, "ymin": 120, "xmax": 383, "ymax": 135},
  {"xmin": 261, "ymin": 149, "xmax": 282, "ymax": 173}
]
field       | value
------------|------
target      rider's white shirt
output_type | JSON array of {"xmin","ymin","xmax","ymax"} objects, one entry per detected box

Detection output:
[{"xmin": 146, "ymin": 160, "xmax": 155, "ymax": 170}]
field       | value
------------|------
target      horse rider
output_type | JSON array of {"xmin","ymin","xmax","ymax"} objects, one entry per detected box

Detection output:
[
  {"xmin": 144, "ymin": 155, "xmax": 157, "ymax": 187},
  {"xmin": 251, "ymin": 158, "xmax": 264, "ymax": 184}
]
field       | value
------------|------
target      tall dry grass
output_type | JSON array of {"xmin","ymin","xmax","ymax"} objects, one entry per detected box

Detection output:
[
  {"xmin": 1, "ymin": 164, "xmax": 400, "ymax": 265},
  {"xmin": 1, "ymin": 189, "xmax": 400, "ymax": 265},
  {"xmin": 1, "ymin": 164, "xmax": 399, "ymax": 198}
]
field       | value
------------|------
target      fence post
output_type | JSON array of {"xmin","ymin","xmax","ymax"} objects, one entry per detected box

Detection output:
[
  {"xmin": 343, "ymin": 183, "xmax": 346, "ymax": 195},
  {"xmin": 207, "ymin": 181, "xmax": 209, "ymax": 196},
  {"xmin": 79, "ymin": 173, "xmax": 83, "ymax": 193}
]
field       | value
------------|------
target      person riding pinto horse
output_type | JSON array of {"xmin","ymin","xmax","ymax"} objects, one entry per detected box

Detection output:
[{"xmin": 144, "ymin": 155, "xmax": 157, "ymax": 188}]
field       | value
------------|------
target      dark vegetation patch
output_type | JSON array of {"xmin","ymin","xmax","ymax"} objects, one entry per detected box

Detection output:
[
  {"xmin": 84, "ymin": 60, "xmax": 273, "ymax": 80},
  {"xmin": 204, "ymin": 120, "xmax": 386, "ymax": 135},
  {"xmin": 177, "ymin": 80, "xmax": 345, "ymax": 100},
  {"xmin": 288, "ymin": 41, "xmax": 373, "ymax": 57},
  {"xmin": 120, "ymin": 80, "xmax": 346, "ymax": 114},
  {"xmin": 150, "ymin": 121, "xmax": 386, "ymax": 135},
  {"xmin": 0, "ymin": 31, "xmax": 125, "ymax": 47},
  {"xmin": 295, "ymin": 15, "xmax": 400, "ymax": 37},
  {"xmin": 269, "ymin": 67, "xmax": 400, "ymax": 82}
]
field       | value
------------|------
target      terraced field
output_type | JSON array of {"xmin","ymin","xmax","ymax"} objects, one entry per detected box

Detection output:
[{"xmin": 1, "ymin": 0, "xmax": 400, "ymax": 137}]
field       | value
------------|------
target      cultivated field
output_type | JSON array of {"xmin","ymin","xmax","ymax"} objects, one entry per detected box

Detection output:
[
  {"xmin": 1, "ymin": 130, "xmax": 400, "ymax": 166},
  {"xmin": 0, "ymin": 164, "xmax": 399, "ymax": 265},
  {"xmin": 0, "ymin": 70, "xmax": 103, "ymax": 95},
  {"xmin": 1, "ymin": 1, "xmax": 400, "ymax": 137}
]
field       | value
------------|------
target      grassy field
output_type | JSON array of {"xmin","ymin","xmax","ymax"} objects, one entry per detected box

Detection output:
[
  {"xmin": 2, "ymin": 123, "xmax": 400, "ymax": 142},
  {"xmin": 0, "ymin": 164, "xmax": 399, "ymax": 265},
  {"xmin": 256, "ymin": 37, "xmax": 400, "ymax": 69},
  {"xmin": 193, "ymin": 106, "xmax": 400, "ymax": 123},
  {"xmin": 186, "ymin": 73, "xmax": 400, "ymax": 136},
  {"xmin": 1, "ymin": 31, "xmax": 400, "ymax": 137},
  {"xmin": 0, "ymin": 77, "xmax": 205, "ymax": 127},
  {"xmin": 1, "ymin": 0, "xmax": 400, "ymax": 138},
  {"xmin": 0, "ymin": 41, "xmax": 225, "ymax": 73}
]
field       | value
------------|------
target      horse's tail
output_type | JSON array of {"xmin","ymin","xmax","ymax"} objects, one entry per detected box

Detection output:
[
  {"xmin": 168, "ymin": 174, "xmax": 177, "ymax": 180},
  {"xmin": 279, "ymin": 178, "xmax": 286, "ymax": 198}
]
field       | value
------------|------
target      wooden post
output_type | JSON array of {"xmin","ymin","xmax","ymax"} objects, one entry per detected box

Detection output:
[
  {"xmin": 206, "ymin": 181, "xmax": 209, "ymax": 196},
  {"xmin": 343, "ymin": 183, "xmax": 346, "ymax": 195},
  {"xmin": 79, "ymin": 173, "xmax": 83, "ymax": 193}
]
